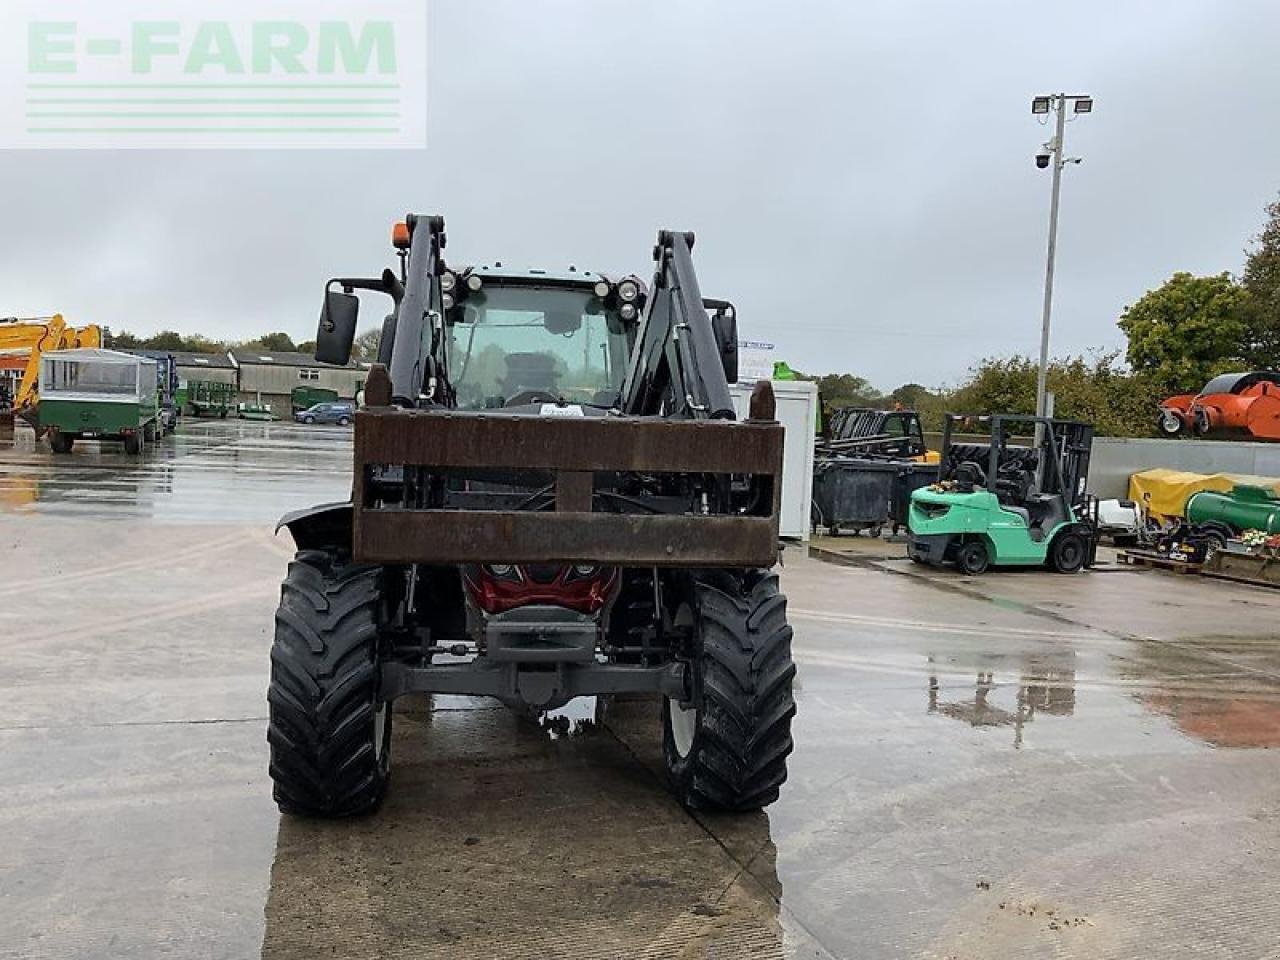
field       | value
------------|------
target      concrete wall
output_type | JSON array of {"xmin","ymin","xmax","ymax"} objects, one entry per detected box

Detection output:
[{"xmin": 1088, "ymin": 438, "xmax": 1280, "ymax": 499}]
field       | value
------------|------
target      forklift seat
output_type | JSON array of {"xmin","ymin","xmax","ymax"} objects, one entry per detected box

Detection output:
[{"xmin": 1002, "ymin": 505, "xmax": 1031, "ymax": 527}]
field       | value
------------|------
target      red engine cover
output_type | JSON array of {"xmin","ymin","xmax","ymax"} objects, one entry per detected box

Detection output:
[{"xmin": 463, "ymin": 564, "xmax": 619, "ymax": 615}]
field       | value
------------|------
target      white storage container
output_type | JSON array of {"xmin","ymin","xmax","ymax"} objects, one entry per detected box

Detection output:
[{"xmin": 729, "ymin": 380, "xmax": 817, "ymax": 541}]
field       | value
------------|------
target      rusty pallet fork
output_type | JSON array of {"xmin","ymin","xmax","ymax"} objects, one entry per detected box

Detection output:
[{"xmin": 270, "ymin": 215, "xmax": 796, "ymax": 818}]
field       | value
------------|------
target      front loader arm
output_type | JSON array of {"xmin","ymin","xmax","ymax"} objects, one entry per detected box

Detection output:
[
  {"xmin": 386, "ymin": 214, "xmax": 447, "ymax": 408},
  {"xmin": 619, "ymin": 231, "xmax": 735, "ymax": 420}
]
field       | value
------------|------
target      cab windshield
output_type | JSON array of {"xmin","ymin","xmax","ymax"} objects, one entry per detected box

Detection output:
[{"xmin": 447, "ymin": 284, "xmax": 632, "ymax": 410}]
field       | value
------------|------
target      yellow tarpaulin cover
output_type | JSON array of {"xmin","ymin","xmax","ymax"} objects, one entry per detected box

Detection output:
[{"xmin": 1128, "ymin": 468, "xmax": 1280, "ymax": 522}]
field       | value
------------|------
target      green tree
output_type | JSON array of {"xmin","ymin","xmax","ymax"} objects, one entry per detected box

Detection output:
[
  {"xmin": 944, "ymin": 352, "xmax": 1163, "ymax": 438},
  {"xmin": 241, "ymin": 331, "xmax": 296, "ymax": 352},
  {"xmin": 1117, "ymin": 271, "xmax": 1255, "ymax": 393},
  {"xmin": 142, "ymin": 330, "xmax": 190, "ymax": 352},
  {"xmin": 1243, "ymin": 193, "xmax": 1280, "ymax": 367},
  {"xmin": 106, "ymin": 329, "xmax": 141, "ymax": 349},
  {"xmin": 891, "ymin": 382, "xmax": 932, "ymax": 409},
  {"xmin": 352, "ymin": 327, "xmax": 381, "ymax": 360},
  {"xmin": 797, "ymin": 372, "xmax": 885, "ymax": 409},
  {"xmin": 295, "ymin": 339, "xmax": 317, "ymax": 355}
]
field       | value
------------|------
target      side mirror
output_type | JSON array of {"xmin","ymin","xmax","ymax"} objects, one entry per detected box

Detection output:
[
  {"xmin": 315, "ymin": 286, "xmax": 360, "ymax": 366},
  {"xmin": 708, "ymin": 303, "xmax": 738, "ymax": 384}
]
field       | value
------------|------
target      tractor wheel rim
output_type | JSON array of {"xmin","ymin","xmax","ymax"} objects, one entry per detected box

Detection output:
[
  {"xmin": 669, "ymin": 699, "xmax": 696, "ymax": 758},
  {"xmin": 373, "ymin": 701, "xmax": 389, "ymax": 762}
]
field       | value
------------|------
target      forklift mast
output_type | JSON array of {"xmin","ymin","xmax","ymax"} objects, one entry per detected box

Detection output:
[{"xmin": 939, "ymin": 413, "xmax": 1094, "ymax": 512}]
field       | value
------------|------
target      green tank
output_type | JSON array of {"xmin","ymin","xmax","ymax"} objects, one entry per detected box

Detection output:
[{"xmin": 1186, "ymin": 485, "xmax": 1280, "ymax": 534}]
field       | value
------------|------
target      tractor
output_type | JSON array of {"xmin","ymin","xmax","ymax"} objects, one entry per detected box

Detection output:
[{"xmin": 268, "ymin": 215, "xmax": 796, "ymax": 817}]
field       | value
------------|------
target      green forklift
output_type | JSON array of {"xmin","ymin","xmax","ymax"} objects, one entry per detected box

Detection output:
[{"xmin": 907, "ymin": 414, "xmax": 1098, "ymax": 575}]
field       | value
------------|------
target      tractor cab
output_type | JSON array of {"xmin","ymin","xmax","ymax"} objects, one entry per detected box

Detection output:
[
  {"xmin": 439, "ymin": 267, "xmax": 640, "ymax": 413},
  {"xmin": 907, "ymin": 414, "xmax": 1097, "ymax": 574}
]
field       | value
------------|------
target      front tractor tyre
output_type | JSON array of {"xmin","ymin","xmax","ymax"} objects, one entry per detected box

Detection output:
[
  {"xmin": 123, "ymin": 432, "xmax": 142, "ymax": 455},
  {"xmin": 267, "ymin": 549, "xmax": 391, "ymax": 817},
  {"xmin": 664, "ymin": 571, "xmax": 797, "ymax": 812},
  {"xmin": 1049, "ymin": 531, "xmax": 1088, "ymax": 574}
]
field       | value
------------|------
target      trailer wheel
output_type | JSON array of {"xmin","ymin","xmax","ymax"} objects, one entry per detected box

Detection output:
[
  {"xmin": 956, "ymin": 540, "xmax": 989, "ymax": 575},
  {"xmin": 267, "ymin": 549, "xmax": 390, "ymax": 817},
  {"xmin": 1049, "ymin": 532, "xmax": 1087, "ymax": 573},
  {"xmin": 144, "ymin": 422, "xmax": 157, "ymax": 442},
  {"xmin": 663, "ymin": 570, "xmax": 796, "ymax": 812},
  {"xmin": 123, "ymin": 433, "xmax": 142, "ymax": 455},
  {"xmin": 49, "ymin": 432, "xmax": 73, "ymax": 454},
  {"xmin": 1157, "ymin": 409, "xmax": 1184, "ymax": 437}
]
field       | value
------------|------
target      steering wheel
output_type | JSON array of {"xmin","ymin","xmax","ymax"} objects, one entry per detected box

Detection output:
[{"xmin": 505, "ymin": 390, "xmax": 558, "ymax": 408}]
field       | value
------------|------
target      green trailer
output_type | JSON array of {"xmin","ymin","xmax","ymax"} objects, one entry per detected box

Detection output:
[
  {"xmin": 290, "ymin": 385, "xmax": 339, "ymax": 413},
  {"xmin": 187, "ymin": 379, "xmax": 235, "ymax": 418},
  {"xmin": 39, "ymin": 349, "xmax": 161, "ymax": 455}
]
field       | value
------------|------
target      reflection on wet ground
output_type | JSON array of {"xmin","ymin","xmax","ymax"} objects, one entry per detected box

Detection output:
[
  {"xmin": 0, "ymin": 419, "xmax": 351, "ymax": 522},
  {"xmin": 1119, "ymin": 635, "xmax": 1280, "ymax": 748},
  {"xmin": 4, "ymin": 422, "xmax": 1280, "ymax": 959},
  {"xmin": 927, "ymin": 652, "xmax": 1076, "ymax": 747}
]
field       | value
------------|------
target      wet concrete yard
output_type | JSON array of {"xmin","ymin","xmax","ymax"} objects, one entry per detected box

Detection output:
[{"xmin": 2, "ymin": 421, "xmax": 1279, "ymax": 959}]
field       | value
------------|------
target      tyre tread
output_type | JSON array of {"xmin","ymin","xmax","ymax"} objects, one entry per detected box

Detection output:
[
  {"xmin": 266, "ymin": 549, "xmax": 388, "ymax": 817},
  {"xmin": 667, "ymin": 570, "xmax": 797, "ymax": 812}
]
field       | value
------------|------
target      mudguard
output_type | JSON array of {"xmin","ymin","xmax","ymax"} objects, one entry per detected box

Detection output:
[{"xmin": 276, "ymin": 501, "xmax": 354, "ymax": 552}]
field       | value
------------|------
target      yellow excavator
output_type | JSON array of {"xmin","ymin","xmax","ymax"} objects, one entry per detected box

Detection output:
[{"xmin": 1, "ymin": 314, "xmax": 103, "ymax": 434}]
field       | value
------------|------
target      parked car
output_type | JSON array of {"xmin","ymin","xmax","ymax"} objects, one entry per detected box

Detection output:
[{"xmin": 294, "ymin": 401, "xmax": 353, "ymax": 425}]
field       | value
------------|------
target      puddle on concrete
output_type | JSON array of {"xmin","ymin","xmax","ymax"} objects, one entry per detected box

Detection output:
[
  {"xmin": 926, "ymin": 652, "xmax": 1078, "ymax": 748},
  {"xmin": 0, "ymin": 420, "xmax": 351, "ymax": 523},
  {"xmin": 1118, "ymin": 635, "xmax": 1280, "ymax": 748}
]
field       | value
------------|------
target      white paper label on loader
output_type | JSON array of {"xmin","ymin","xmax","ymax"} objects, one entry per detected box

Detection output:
[{"xmin": 539, "ymin": 404, "xmax": 585, "ymax": 417}]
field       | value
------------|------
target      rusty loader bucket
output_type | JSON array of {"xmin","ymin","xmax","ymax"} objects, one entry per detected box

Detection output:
[{"xmin": 352, "ymin": 407, "xmax": 784, "ymax": 568}]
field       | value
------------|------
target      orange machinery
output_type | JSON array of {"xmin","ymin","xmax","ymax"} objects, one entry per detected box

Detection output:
[
  {"xmin": 1157, "ymin": 371, "xmax": 1280, "ymax": 441},
  {"xmin": 0, "ymin": 315, "xmax": 104, "ymax": 426}
]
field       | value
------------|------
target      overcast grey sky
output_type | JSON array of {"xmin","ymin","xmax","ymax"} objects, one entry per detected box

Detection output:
[{"xmin": 3, "ymin": 0, "xmax": 1279, "ymax": 390}]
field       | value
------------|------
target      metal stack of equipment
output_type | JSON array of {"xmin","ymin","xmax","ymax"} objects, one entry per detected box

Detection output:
[{"xmin": 811, "ymin": 407, "xmax": 939, "ymax": 536}]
